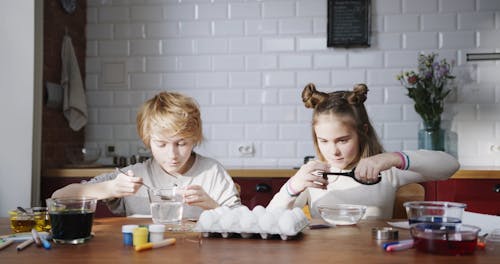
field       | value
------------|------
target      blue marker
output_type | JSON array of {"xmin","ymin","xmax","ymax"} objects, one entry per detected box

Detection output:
[{"xmin": 40, "ymin": 237, "xmax": 51, "ymax": 250}]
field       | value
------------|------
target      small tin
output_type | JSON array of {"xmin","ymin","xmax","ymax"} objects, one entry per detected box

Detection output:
[{"xmin": 372, "ymin": 227, "xmax": 399, "ymax": 240}]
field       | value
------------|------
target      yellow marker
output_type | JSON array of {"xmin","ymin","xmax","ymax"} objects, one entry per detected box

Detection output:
[{"xmin": 134, "ymin": 238, "xmax": 176, "ymax": 252}]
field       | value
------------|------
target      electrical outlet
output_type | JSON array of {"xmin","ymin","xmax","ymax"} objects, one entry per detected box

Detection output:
[
  {"xmin": 237, "ymin": 142, "xmax": 254, "ymax": 157},
  {"xmin": 105, "ymin": 144, "xmax": 116, "ymax": 157},
  {"xmin": 490, "ymin": 144, "xmax": 500, "ymax": 152}
]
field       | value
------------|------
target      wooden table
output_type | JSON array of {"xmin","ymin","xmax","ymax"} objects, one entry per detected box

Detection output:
[{"xmin": 0, "ymin": 217, "xmax": 498, "ymax": 263}]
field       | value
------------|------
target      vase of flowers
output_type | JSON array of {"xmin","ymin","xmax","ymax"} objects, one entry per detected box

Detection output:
[{"xmin": 397, "ymin": 53, "xmax": 455, "ymax": 151}]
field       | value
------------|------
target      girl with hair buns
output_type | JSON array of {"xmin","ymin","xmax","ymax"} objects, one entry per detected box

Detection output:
[
  {"xmin": 52, "ymin": 91, "xmax": 241, "ymax": 219},
  {"xmin": 268, "ymin": 83, "xmax": 459, "ymax": 219}
]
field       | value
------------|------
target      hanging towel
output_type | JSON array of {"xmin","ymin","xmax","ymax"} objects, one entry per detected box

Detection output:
[{"xmin": 61, "ymin": 35, "xmax": 87, "ymax": 131}]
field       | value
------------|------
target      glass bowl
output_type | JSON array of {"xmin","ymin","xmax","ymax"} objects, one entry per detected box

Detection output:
[
  {"xmin": 317, "ymin": 204, "xmax": 366, "ymax": 226},
  {"xmin": 410, "ymin": 222, "xmax": 481, "ymax": 255},
  {"xmin": 403, "ymin": 201, "xmax": 466, "ymax": 224},
  {"xmin": 65, "ymin": 147, "xmax": 101, "ymax": 166}
]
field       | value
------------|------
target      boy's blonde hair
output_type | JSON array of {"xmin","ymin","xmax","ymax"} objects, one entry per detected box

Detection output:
[
  {"xmin": 137, "ymin": 92, "xmax": 203, "ymax": 148},
  {"xmin": 302, "ymin": 83, "xmax": 384, "ymax": 168}
]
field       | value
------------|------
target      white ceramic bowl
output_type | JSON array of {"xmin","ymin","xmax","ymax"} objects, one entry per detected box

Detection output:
[{"xmin": 317, "ymin": 204, "xmax": 367, "ymax": 226}]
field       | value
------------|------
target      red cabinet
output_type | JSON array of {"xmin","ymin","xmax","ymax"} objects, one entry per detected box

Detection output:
[
  {"xmin": 233, "ymin": 178, "xmax": 288, "ymax": 209},
  {"xmin": 425, "ymin": 179, "xmax": 500, "ymax": 216}
]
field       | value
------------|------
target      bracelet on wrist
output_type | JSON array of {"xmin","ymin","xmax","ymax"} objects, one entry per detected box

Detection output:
[
  {"xmin": 395, "ymin": 152, "xmax": 409, "ymax": 170},
  {"xmin": 286, "ymin": 181, "xmax": 300, "ymax": 197}
]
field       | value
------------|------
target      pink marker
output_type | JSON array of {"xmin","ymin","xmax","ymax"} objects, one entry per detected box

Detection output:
[{"xmin": 386, "ymin": 240, "xmax": 414, "ymax": 252}]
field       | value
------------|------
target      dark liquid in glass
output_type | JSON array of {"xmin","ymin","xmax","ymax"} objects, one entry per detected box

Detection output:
[
  {"xmin": 409, "ymin": 216, "xmax": 461, "ymax": 224},
  {"xmin": 49, "ymin": 210, "xmax": 94, "ymax": 241},
  {"xmin": 414, "ymin": 237, "xmax": 477, "ymax": 255}
]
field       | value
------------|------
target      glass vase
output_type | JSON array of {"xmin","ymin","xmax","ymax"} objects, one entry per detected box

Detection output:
[{"xmin": 418, "ymin": 122, "xmax": 445, "ymax": 151}]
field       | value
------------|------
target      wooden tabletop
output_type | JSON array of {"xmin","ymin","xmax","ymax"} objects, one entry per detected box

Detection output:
[{"xmin": 0, "ymin": 217, "xmax": 498, "ymax": 263}]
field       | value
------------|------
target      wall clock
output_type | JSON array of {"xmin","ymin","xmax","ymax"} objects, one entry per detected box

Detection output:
[{"xmin": 60, "ymin": 0, "xmax": 77, "ymax": 14}]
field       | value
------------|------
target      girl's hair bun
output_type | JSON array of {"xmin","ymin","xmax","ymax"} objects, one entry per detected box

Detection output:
[
  {"xmin": 347, "ymin": 84, "xmax": 368, "ymax": 105},
  {"xmin": 302, "ymin": 83, "xmax": 329, "ymax": 109}
]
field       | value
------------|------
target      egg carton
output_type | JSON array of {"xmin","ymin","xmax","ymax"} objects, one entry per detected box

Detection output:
[{"xmin": 194, "ymin": 205, "xmax": 309, "ymax": 240}]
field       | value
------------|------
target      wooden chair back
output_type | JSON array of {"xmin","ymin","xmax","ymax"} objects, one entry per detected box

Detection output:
[{"xmin": 393, "ymin": 183, "xmax": 425, "ymax": 219}]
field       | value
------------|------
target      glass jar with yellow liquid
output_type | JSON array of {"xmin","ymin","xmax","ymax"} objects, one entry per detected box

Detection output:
[{"xmin": 9, "ymin": 207, "xmax": 51, "ymax": 233}]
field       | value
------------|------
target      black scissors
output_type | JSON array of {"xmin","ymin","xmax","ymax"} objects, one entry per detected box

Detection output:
[{"xmin": 322, "ymin": 167, "xmax": 382, "ymax": 185}]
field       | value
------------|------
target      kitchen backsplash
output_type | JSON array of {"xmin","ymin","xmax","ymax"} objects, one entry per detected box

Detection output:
[{"xmin": 85, "ymin": 0, "xmax": 500, "ymax": 167}]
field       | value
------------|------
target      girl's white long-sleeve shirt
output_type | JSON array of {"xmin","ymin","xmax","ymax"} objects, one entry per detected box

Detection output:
[{"xmin": 267, "ymin": 150, "xmax": 460, "ymax": 219}]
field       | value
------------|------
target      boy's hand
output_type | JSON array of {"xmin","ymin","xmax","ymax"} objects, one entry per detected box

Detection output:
[
  {"xmin": 180, "ymin": 185, "xmax": 218, "ymax": 210},
  {"xmin": 109, "ymin": 170, "xmax": 143, "ymax": 198}
]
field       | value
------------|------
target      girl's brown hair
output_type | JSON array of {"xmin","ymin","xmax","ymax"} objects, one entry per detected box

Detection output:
[
  {"xmin": 137, "ymin": 92, "xmax": 203, "ymax": 148},
  {"xmin": 302, "ymin": 83, "xmax": 384, "ymax": 166}
]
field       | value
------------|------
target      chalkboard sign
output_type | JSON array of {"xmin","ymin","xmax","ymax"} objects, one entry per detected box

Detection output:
[{"xmin": 327, "ymin": 0, "xmax": 371, "ymax": 48}]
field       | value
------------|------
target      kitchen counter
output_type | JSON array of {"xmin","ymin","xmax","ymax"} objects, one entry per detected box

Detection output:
[{"xmin": 45, "ymin": 166, "xmax": 500, "ymax": 179}]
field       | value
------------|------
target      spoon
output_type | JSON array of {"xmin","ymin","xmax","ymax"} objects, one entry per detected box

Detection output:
[
  {"xmin": 116, "ymin": 167, "xmax": 153, "ymax": 190},
  {"xmin": 322, "ymin": 167, "xmax": 382, "ymax": 185},
  {"xmin": 17, "ymin": 206, "xmax": 28, "ymax": 214}
]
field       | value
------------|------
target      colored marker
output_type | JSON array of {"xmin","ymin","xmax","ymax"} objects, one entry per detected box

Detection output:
[
  {"xmin": 40, "ymin": 237, "xmax": 51, "ymax": 250},
  {"xmin": 16, "ymin": 238, "xmax": 34, "ymax": 251},
  {"xmin": 0, "ymin": 231, "xmax": 50, "ymax": 242},
  {"xmin": 386, "ymin": 240, "xmax": 414, "ymax": 252},
  {"xmin": 381, "ymin": 239, "xmax": 413, "ymax": 250},
  {"xmin": 31, "ymin": 228, "xmax": 42, "ymax": 247},
  {"xmin": 0, "ymin": 240, "xmax": 14, "ymax": 251},
  {"xmin": 134, "ymin": 238, "xmax": 176, "ymax": 252}
]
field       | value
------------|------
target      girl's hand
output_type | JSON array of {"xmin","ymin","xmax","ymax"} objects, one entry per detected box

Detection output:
[
  {"xmin": 108, "ymin": 170, "xmax": 144, "ymax": 198},
  {"xmin": 181, "ymin": 185, "xmax": 218, "ymax": 210},
  {"xmin": 288, "ymin": 160, "xmax": 330, "ymax": 194},
  {"xmin": 354, "ymin": 153, "xmax": 401, "ymax": 182}
]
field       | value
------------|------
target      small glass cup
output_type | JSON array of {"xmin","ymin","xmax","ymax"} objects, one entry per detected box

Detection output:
[
  {"xmin": 46, "ymin": 197, "xmax": 97, "ymax": 244},
  {"xmin": 485, "ymin": 229, "xmax": 500, "ymax": 255},
  {"xmin": 9, "ymin": 209, "xmax": 35, "ymax": 233},
  {"xmin": 148, "ymin": 187, "xmax": 184, "ymax": 226}
]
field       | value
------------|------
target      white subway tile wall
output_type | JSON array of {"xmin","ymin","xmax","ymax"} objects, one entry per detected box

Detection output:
[{"xmin": 87, "ymin": 0, "xmax": 500, "ymax": 167}]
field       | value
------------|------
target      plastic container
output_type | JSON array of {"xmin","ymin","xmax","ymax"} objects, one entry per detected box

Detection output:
[
  {"xmin": 148, "ymin": 224, "xmax": 166, "ymax": 243},
  {"xmin": 133, "ymin": 227, "xmax": 149, "ymax": 247},
  {"xmin": 403, "ymin": 201, "xmax": 466, "ymax": 225},
  {"xmin": 410, "ymin": 222, "xmax": 481, "ymax": 255},
  {"xmin": 485, "ymin": 228, "xmax": 500, "ymax": 254},
  {"xmin": 122, "ymin": 225, "xmax": 138, "ymax": 246},
  {"xmin": 317, "ymin": 204, "xmax": 366, "ymax": 226}
]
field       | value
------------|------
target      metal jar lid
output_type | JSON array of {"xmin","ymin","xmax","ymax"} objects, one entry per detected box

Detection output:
[{"xmin": 372, "ymin": 227, "xmax": 399, "ymax": 240}]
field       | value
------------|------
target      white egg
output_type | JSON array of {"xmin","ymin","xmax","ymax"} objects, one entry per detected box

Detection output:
[
  {"xmin": 198, "ymin": 210, "xmax": 215, "ymax": 230},
  {"xmin": 252, "ymin": 205, "xmax": 266, "ymax": 218},
  {"xmin": 219, "ymin": 210, "xmax": 238, "ymax": 231},
  {"xmin": 240, "ymin": 210, "xmax": 257, "ymax": 231},
  {"xmin": 258, "ymin": 211, "xmax": 277, "ymax": 233},
  {"xmin": 278, "ymin": 210, "xmax": 296, "ymax": 235},
  {"xmin": 266, "ymin": 206, "xmax": 286, "ymax": 218}
]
